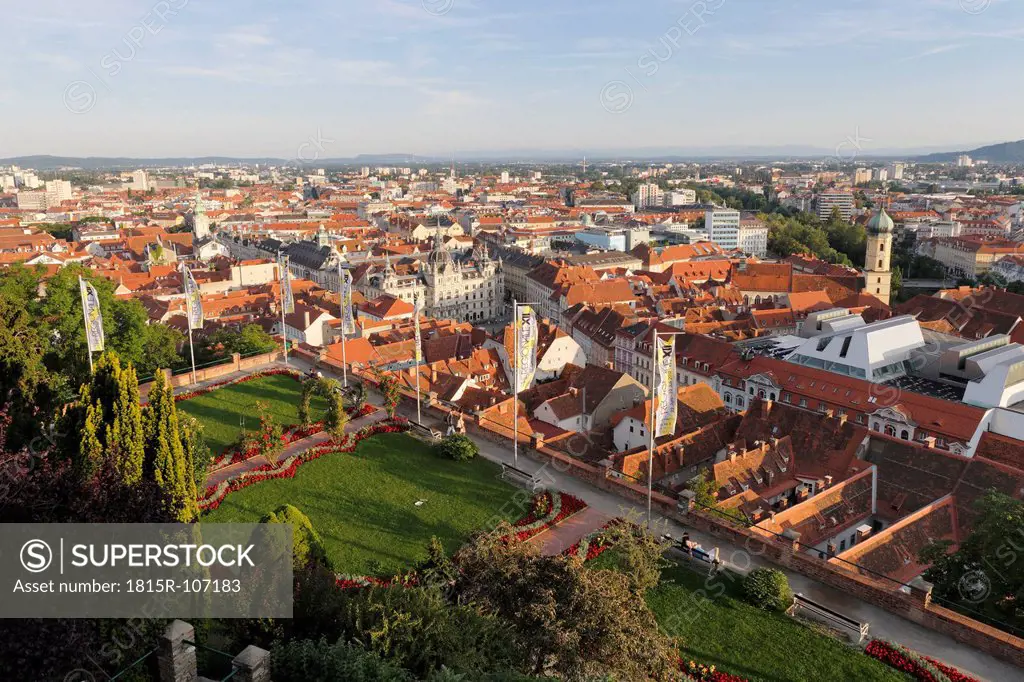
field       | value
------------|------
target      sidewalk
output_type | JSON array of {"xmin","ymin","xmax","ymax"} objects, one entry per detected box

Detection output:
[{"xmin": 237, "ymin": 357, "xmax": 1019, "ymax": 681}]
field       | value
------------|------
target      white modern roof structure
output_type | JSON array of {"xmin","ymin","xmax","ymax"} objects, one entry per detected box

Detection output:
[{"xmin": 787, "ymin": 315, "xmax": 925, "ymax": 381}]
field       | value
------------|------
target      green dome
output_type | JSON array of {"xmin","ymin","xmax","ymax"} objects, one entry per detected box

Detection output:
[{"xmin": 867, "ymin": 207, "xmax": 894, "ymax": 234}]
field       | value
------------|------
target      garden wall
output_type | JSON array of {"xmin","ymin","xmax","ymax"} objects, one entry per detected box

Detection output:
[{"xmin": 139, "ymin": 350, "xmax": 285, "ymax": 397}]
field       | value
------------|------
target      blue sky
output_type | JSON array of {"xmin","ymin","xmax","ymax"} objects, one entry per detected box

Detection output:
[{"xmin": 2, "ymin": 0, "xmax": 1022, "ymax": 158}]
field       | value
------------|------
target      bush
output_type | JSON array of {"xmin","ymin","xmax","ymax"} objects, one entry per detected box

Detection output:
[
  {"xmin": 741, "ymin": 567, "xmax": 792, "ymax": 612},
  {"xmin": 260, "ymin": 504, "xmax": 331, "ymax": 570},
  {"xmin": 434, "ymin": 434, "xmax": 479, "ymax": 462}
]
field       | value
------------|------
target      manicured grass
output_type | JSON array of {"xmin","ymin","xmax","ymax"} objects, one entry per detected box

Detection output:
[
  {"xmin": 203, "ymin": 432, "xmax": 522, "ymax": 575},
  {"xmin": 589, "ymin": 554, "xmax": 909, "ymax": 682},
  {"xmin": 176, "ymin": 374, "xmax": 327, "ymax": 455}
]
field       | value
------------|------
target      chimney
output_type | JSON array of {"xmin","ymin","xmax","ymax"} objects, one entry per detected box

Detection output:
[
  {"xmin": 824, "ymin": 474, "xmax": 833, "ymax": 488},
  {"xmin": 303, "ymin": 310, "xmax": 311, "ymax": 328}
]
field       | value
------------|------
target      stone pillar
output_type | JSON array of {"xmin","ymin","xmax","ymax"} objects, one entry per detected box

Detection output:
[
  {"xmin": 778, "ymin": 529, "xmax": 801, "ymax": 566},
  {"xmin": 677, "ymin": 489, "xmax": 696, "ymax": 514},
  {"xmin": 908, "ymin": 576, "xmax": 934, "ymax": 608},
  {"xmin": 231, "ymin": 645, "xmax": 271, "ymax": 682},
  {"xmin": 157, "ymin": 620, "xmax": 196, "ymax": 682},
  {"xmin": 530, "ymin": 432, "xmax": 544, "ymax": 450},
  {"xmin": 232, "ymin": 352, "xmax": 242, "ymax": 372}
]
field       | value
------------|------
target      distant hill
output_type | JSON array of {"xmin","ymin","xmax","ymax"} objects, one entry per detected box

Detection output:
[{"xmin": 916, "ymin": 139, "xmax": 1024, "ymax": 164}]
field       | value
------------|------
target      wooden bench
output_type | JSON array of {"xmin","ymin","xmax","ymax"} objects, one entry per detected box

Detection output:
[
  {"xmin": 408, "ymin": 421, "xmax": 443, "ymax": 441},
  {"xmin": 501, "ymin": 463, "xmax": 544, "ymax": 491},
  {"xmin": 788, "ymin": 593, "xmax": 870, "ymax": 644}
]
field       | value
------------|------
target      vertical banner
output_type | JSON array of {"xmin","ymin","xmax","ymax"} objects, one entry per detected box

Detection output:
[
  {"xmin": 515, "ymin": 305, "xmax": 538, "ymax": 393},
  {"xmin": 181, "ymin": 264, "xmax": 204, "ymax": 330},
  {"xmin": 340, "ymin": 266, "xmax": 356, "ymax": 335},
  {"xmin": 413, "ymin": 290, "xmax": 423, "ymax": 364},
  {"xmin": 278, "ymin": 253, "xmax": 294, "ymax": 314},
  {"xmin": 79, "ymin": 277, "xmax": 105, "ymax": 353},
  {"xmin": 655, "ymin": 336, "xmax": 677, "ymax": 438}
]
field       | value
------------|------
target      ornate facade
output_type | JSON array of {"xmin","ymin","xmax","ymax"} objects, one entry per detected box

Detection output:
[{"xmin": 361, "ymin": 230, "xmax": 504, "ymax": 323}]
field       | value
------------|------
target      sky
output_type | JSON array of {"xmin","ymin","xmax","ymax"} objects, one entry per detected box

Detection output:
[{"xmin": 2, "ymin": 0, "xmax": 1023, "ymax": 158}]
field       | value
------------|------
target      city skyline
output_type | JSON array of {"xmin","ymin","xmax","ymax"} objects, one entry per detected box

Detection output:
[{"xmin": 4, "ymin": 0, "xmax": 1023, "ymax": 158}]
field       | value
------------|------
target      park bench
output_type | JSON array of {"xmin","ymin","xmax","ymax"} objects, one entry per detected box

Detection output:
[
  {"xmin": 501, "ymin": 463, "xmax": 544, "ymax": 491},
  {"xmin": 788, "ymin": 593, "xmax": 870, "ymax": 644},
  {"xmin": 408, "ymin": 420, "xmax": 443, "ymax": 441}
]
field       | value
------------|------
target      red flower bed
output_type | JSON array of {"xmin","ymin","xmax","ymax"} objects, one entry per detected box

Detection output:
[
  {"xmin": 865, "ymin": 640, "xmax": 977, "ymax": 682},
  {"xmin": 562, "ymin": 518, "xmax": 625, "ymax": 562},
  {"xmin": 507, "ymin": 491, "xmax": 587, "ymax": 542},
  {"xmin": 347, "ymin": 403, "xmax": 377, "ymax": 418}
]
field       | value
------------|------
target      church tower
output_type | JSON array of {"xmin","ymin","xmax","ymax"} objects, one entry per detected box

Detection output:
[
  {"xmin": 193, "ymin": 191, "xmax": 210, "ymax": 240},
  {"xmin": 864, "ymin": 206, "xmax": 894, "ymax": 305}
]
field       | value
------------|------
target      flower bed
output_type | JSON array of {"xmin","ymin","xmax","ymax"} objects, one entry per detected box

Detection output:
[
  {"xmin": 865, "ymin": 640, "xmax": 979, "ymax": 682},
  {"xmin": 506, "ymin": 491, "xmax": 588, "ymax": 542},
  {"xmin": 562, "ymin": 518, "xmax": 625, "ymax": 562},
  {"xmin": 198, "ymin": 417, "xmax": 407, "ymax": 512}
]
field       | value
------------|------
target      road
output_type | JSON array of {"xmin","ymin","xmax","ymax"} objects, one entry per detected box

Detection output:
[{"xmin": 279, "ymin": 356, "xmax": 1020, "ymax": 681}]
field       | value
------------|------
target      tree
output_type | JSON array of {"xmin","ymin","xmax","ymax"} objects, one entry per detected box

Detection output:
[
  {"xmin": 451, "ymin": 525, "xmax": 679, "ymax": 680},
  {"xmin": 414, "ymin": 536, "xmax": 457, "ymax": 589},
  {"xmin": 341, "ymin": 586, "xmax": 522, "ymax": 679},
  {"xmin": 686, "ymin": 470, "xmax": 719, "ymax": 509},
  {"xmin": 178, "ymin": 414, "xmax": 211, "ymax": 487},
  {"xmin": 91, "ymin": 353, "xmax": 145, "ymax": 486},
  {"xmin": 143, "ymin": 371, "xmax": 198, "ymax": 522},
  {"xmin": 890, "ymin": 265, "xmax": 903, "ymax": 298},
  {"xmin": 921, "ymin": 492, "xmax": 1024, "ymax": 632},
  {"xmin": 434, "ymin": 434, "xmax": 478, "ymax": 462},
  {"xmin": 593, "ymin": 519, "xmax": 670, "ymax": 595}
]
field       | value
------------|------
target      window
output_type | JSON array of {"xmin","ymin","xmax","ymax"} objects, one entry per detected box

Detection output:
[
  {"xmin": 885, "ymin": 425, "xmax": 896, "ymax": 437},
  {"xmin": 839, "ymin": 539, "xmax": 846, "ymax": 551},
  {"xmin": 736, "ymin": 397, "xmax": 745, "ymax": 408},
  {"xmin": 799, "ymin": 398, "xmax": 807, "ymax": 408},
  {"xmin": 901, "ymin": 430, "xmax": 909, "ymax": 440}
]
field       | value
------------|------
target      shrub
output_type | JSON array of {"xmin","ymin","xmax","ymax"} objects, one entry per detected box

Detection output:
[
  {"xmin": 260, "ymin": 504, "xmax": 331, "ymax": 570},
  {"xmin": 434, "ymin": 434, "xmax": 479, "ymax": 462},
  {"xmin": 740, "ymin": 567, "xmax": 792, "ymax": 612}
]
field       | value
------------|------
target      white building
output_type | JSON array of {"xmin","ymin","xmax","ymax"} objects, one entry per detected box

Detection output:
[
  {"xmin": 854, "ymin": 168, "xmax": 872, "ymax": 185},
  {"xmin": 787, "ymin": 315, "xmax": 925, "ymax": 382},
  {"xmin": 957, "ymin": 154, "xmax": 974, "ymax": 168},
  {"xmin": 663, "ymin": 189, "xmax": 697, "ymax": 206},
  {"xmin": 632, "ymin": 183, "xmax": 664, "ymax": 209},
  {"xmin": 738, "ymin": 216, "xmax": 769, "ymax": 258},
  {"xmin": 705, "ymin": 208, "xmax": 741, "ymax": 250},
  {"xmin": 816, "ymin": 191, "xmax": 855, "ymax": 221},
  {"xmin": 130, "ymin": 170, "xmax": 150, "ymax": 192},
  {"xmin": 44, "ymin": 180, "xmax": 72, "ymax": 205}
]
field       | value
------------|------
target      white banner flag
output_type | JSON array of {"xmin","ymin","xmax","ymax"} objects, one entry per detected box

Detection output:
[
  {"xmin": 654, "ymin": 336, "xmax": 677, "ymax": 438},
  {"xmin": 181, "ymin": 264, "xmax": 204, "ymax": 331},
  {"xmin": 340, "ymin": 266, "xmax": 356, "ymax": 335},
  {"xmin": 79, "ymin": 277, "xmax": 105, "ymax": 353},
  {"xmin": 515, "ymin": 305, "xmax": 538, "ymax": 393},
  {"xmin": 413, "ymin": 291, "xmax": 423, "ymax": 364},
  {"xmin": 278, "ymin": 253, "xmax": 294, "ymax": 314}
]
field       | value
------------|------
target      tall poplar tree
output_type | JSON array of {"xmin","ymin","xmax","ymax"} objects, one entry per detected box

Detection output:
[{"xmin": 143, "ymin": 371, "xmax": 198, "ymax": 521}]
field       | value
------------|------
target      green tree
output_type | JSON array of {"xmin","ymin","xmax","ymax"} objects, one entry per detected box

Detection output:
[
  {"xmin": 594, "ymin": 519, "xmax": 670, "ymax": 595},
  {"xmin": 741, "ymin": 567, "xmax": 793, "ymax": 612},
  {"xmin": 686, "ymin": 470, "xmax": 719, "ymax": 509},
  {"xmin": 93, "ymin": 353, "xmax": 145, "ymax": 486},
  {"xmin": 921, "ymin": 492, "xmax": 1024, "ymax": 633},
  {"xmin": 451, "ymin": 525, "xmax": 679, "ymax": 680},
  {"xmin": 143, "ymin": 372, "xmax": 198, "ymax": 521},
  {"xmin": 414, "ymin": 536, "xmax": 457, "ymax": 588},
  {"xmin": 77, "ymin": 391, "xmax": 105, "ymax": 480}
]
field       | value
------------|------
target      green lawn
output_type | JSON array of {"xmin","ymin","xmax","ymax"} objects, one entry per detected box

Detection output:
[
  {"xmin": 176, "ymin": 374, "xmax": 327, "ymax": 455},
  {"xmin": 589, "ymin": 554, "xmax": 909, "ymax": 682},
  {"xmin": 203, "ymin": 432, "xmax": 522, "ymax": 575}
]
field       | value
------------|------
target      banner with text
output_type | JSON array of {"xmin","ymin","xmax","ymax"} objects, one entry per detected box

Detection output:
[
  {"xmin": 655, "ymin": 336, "xmax": 677, "ymax": 438},
  {"xmin": 515, "ymin": 305, "xmax": 538, "ymax": 394}
]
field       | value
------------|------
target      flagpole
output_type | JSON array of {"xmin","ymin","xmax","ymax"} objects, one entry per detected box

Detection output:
[
  {"xmin": 279, "ymin": 252, "xmax": 289, "ymax": 366},
  {"xmin": 415, "ymin": 294, "xmax": 422, "ymax": 425},
  {"xmin": 339, "ymin": 263, "xmax": 348, "ymax": 388},
  {"xmin": 187, "ymin": 323, "xmax": 197, "ymax": 385},
  {"xmin": 512, "ymin": 297, "xmax": 518, "ymax": 469},
  {"xmin": 647, "ymin": 329, "xmax": 657, "ymax": 531}
]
